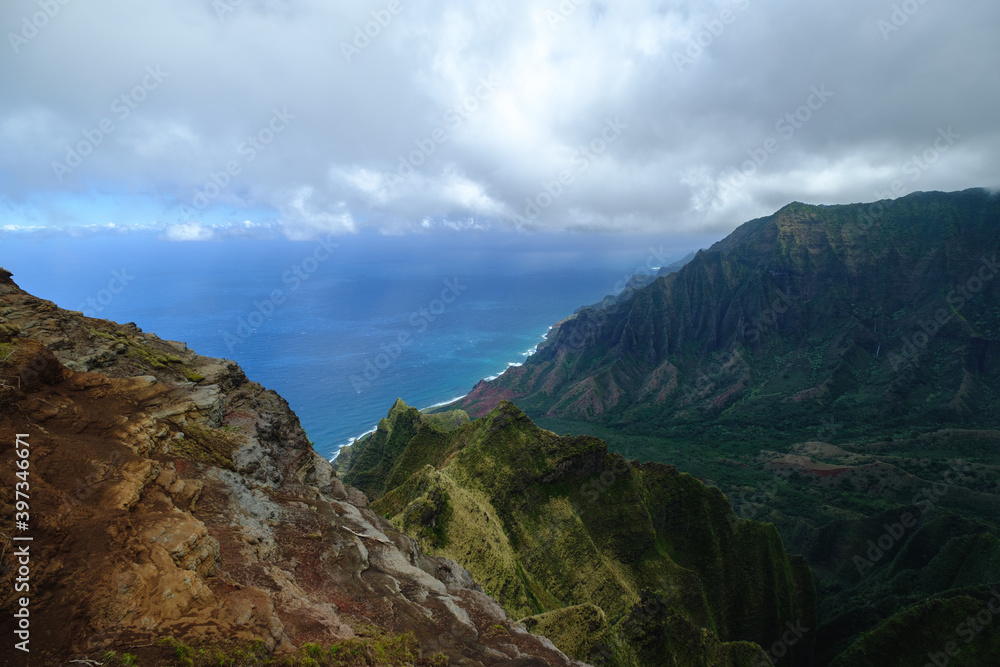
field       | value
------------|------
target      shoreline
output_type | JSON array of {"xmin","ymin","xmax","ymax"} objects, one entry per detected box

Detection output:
[{"xmin": 329, "ymin": 325, "xmax": 554, "ymax": 463}]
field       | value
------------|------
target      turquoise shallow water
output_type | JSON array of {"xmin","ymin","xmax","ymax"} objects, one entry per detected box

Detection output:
[{"xmin": 0, "ymin": 231, "xmax": 711, "ymax": 459}]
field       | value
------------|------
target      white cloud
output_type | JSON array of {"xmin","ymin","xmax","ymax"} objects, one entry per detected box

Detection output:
[
  {"xmin": 0, "ymin": 0, "xmax": 997, "ymax": 237},
  {"xmin": 278, "ymin": 186, "xmax": 356, "ymax": 240},
  {"xmin": 163, "ymin": 222, "xmax": 214, "ymax": 241}
]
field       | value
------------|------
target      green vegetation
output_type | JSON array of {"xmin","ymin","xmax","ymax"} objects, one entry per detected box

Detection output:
[
  {"xmin": 353, "ymin": 399, "xmax": 812, "ymax": 665},
  {"xmin": 126, "ymin": 342, "xmax": 183, "ymax": 369},
  {"xmin": 289, "ymin": 632, "xmax": 447, "ymax": 667},
  {"xmin": 829, "ymin": 593, "xmax": 1000, "ymax": 667},
  {"xmin": 453, "ymin": 188, "xmax": 1000, "ymax": 664},
  {"xmin": 88, "ymin": 327, "xmax": 119, "ymax": 341},
  {"xmin": 100, "ymin": 652, "xmax": 141, "ymax": 667},
  {"xmin": 522, "ymin": 604, "xmax": 612, "ymax": 659},
  {"xmin": 170, "ymin": 423, "xmax": 243, "ymax": 470},
  {"xmin": 341, "ymin": 399, "xmax": 470, "ymax": 498},
  {"xmin": 93, "ymin": 632, "xmax": 449, "ymax": 666},
  {"xmin": 87, "ymin": 326, "xmax": 206, "ymax": 381}
]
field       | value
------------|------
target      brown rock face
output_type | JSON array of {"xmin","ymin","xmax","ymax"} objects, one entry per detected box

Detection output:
[{"xmin": 0, "ymin": 271, "xmax": 585, "ymax": 666}]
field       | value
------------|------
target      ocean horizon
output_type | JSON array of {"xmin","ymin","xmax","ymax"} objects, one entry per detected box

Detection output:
[{"xmin": 0, "ymin": 230, "xmax": 712, "ymax": 460}]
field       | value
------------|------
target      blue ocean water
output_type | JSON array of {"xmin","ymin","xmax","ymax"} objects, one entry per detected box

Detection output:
[{"xmin": 0, "ymin": 231, "xmax": 712, "ymax": 460}]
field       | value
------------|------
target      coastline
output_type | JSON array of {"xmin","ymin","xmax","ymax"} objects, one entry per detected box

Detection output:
[{"xmin": 330, "ymin": 325, "xmax": 554, "ymax": 463}]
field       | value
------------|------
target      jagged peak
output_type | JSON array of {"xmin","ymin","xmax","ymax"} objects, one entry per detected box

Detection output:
[
  {"xmin": 490, "ymin": 399, "xmax": 526, "ymax": 417},
  {"xmin": 775, "ymin": 200, "xmax": 809, "ymax": 212},
  {"xmin": 377, "ymin": 398, "xmax": 421, "ymax": 429},
  {"xmin": 482, "ymin": 399, "xmax": 535, "ymax": 433},
  {"xmin": 0, "ymin": 266, "xmax": 20, "ymax": 291}
]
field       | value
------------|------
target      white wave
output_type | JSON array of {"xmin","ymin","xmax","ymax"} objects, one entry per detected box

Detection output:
[
  {"xmin": 421, "ymin": 395, "xmax": 468, "ymax": 410},
  {"xmin": 329, "ymin": 426, "xmax": 378, "ymax": 461}
]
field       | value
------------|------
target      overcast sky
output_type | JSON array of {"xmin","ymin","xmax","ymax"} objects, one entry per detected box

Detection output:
[{"xmin": 1, "ymin": 0, "xmax": 998, "ymax": 240}]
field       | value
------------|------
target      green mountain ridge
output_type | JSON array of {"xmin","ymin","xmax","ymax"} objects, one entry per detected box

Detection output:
[
  {"xmin": 579, "ymin": 251, "xmax": 699, "ymax": 313},
  {"xmin": 459, "ymin": 189, "xmax": 1000, "ymax": 431},
  {"xmin": 339, "ymin": 398, "xmax": 816, "ymax": 666},
  {"xmin": 438, "ymin": 188, "xmax": 1000, "ymax": 665}
]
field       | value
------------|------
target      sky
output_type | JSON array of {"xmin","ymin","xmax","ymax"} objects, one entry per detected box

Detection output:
[{"xmin": 1, "ymin": 0, "xmax": 999, "ymax": 240}]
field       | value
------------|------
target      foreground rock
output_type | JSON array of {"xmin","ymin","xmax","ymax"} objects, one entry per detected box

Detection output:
[{"xmin": 0, "ymin": 268, "xmax": 585, "ymax": 666}]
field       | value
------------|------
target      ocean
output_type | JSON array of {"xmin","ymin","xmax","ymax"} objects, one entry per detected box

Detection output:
[{"xmin": 0, "ymin": 230, "xmax": 712, "ymax": 460}]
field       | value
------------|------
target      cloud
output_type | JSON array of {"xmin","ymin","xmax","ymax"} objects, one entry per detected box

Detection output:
[
  {"xmin": 1, "ymin": 0, "xmax": 998, "ymax": 238},
  {"xmin": 163, "ymin": 222, "xmax": 213, "ymax": 242},
  {"xmin": 278, "ymin": 186, "xmax": 356, "ymax": 240}
]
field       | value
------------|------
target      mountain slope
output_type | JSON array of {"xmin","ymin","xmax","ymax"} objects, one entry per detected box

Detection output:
[
  {"xmin": 444, "ymin": 188, "xmax": 1000, "ymax": 664},
  {"xmin": 459, "ymin": 188, "xmax": 1000, "ymax": 432},
  {"xmin": 0, "ymin": 268, "xmax": 584, "ymax": 666},
  {"xmin": 579, "ymin": 251, "xmax": 699, "ymax": 312},
  {"xmin": 339, "ymin": 399, "xmax": 816, "ymax": 666}
]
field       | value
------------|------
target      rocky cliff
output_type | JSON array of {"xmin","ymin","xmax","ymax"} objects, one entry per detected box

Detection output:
[{"xmin": 0, "ymin": 268, "xmax": 586, "ymax": 666}]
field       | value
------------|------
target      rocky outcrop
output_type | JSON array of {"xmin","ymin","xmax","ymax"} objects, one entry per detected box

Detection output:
[{"xmin": 0, "ymin": 271, "xmax": 585, "ymax": 666}]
